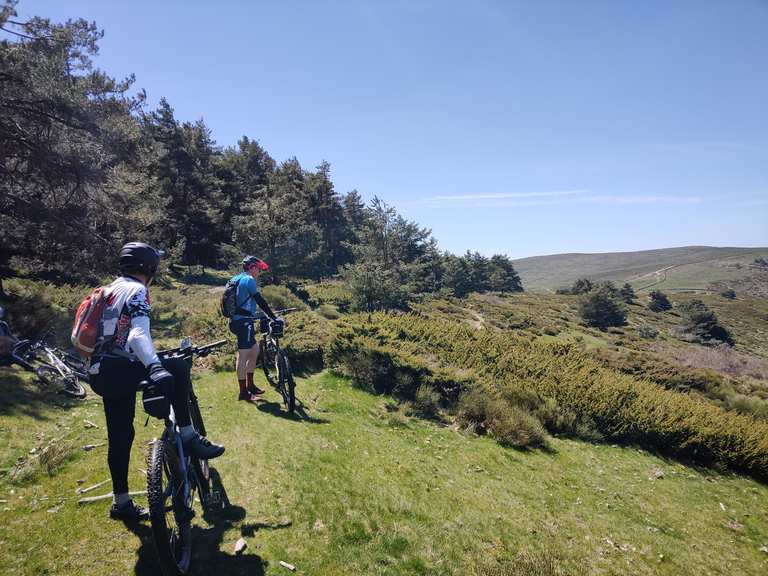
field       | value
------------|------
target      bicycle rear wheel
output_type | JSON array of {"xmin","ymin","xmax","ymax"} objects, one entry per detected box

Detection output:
[{"xmin": 147, "ymin": 438, "xmax": 193, "ymax": 575}]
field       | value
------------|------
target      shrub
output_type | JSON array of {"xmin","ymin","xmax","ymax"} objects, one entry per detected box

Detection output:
[
  {"xmin": 677, "ymin": 299, "xmax": 733, "ymax": 345},
  {"xmin": 648, "ymin": 290, "xmax": 672, "ymax": 312},
  {"xmin": 3, "ymin": 279, "xmax": 86, "ymax": 346},
  {"xmin": 334, "ymin": 312, "xmax": 768, "ymax": 477},
  {"xmin": 487, "ymin": 405, "xmax": 548, "ymax": 449},
  {"xmin": 456, "ymin": 385, "xmax": 548, "ymax": 449},
  {"xmin": 410, "ymin": 385, "xmax": 442, "ymax": 419},
  {"xmin": 720, "ymin": 289, "xmax": 736, "ymax": 300},
  {"xmin": 637, "ymin": 324, "xmax": 659, "ymax": 339},
  {"xmin": 316, "ymin": 304, "xmax": 341, "ymax": 320},
  {"xmin": 261, "ymin": 285, "xmax": 307, "ymax": 312},
  {"xmin": 281, "ymin": 311, "xmax": 334, "ymax": 372},
  {"xmin": 557, "ymin": 278, "xmax": 593, "ymax": 295},
  {"xmin": 326, "ymin": 325, "xmax": 470, "ymax": 403},
  {"xmin": 578, "ymin": 286, "xmax": 627, "ymax": 328},
  {"xmin": 303, "ymin": 281, "xmax": 353, "ymax": 311}
]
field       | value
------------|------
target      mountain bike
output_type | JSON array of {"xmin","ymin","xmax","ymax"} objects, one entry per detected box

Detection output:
[
  {"xmin": 142, "ymin": 338, "xmax": 226, "ymax": 576},
  {"xmin": 4, "ymin": 338, "xmax": 87, "ymax": 398},
  {"xmin": 250, "ymin": 308, "xmax": 298, "ymax": 413}
]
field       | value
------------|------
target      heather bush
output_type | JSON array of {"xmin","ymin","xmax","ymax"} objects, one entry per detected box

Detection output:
[
  {"xmin": 317, "ymin": 303, "xmax": 341, "ymax": 320},
  {"xmin": 637, "ymin": 324, "xmax": 659, "ymax": 339},
  {"xmin": 410, "ymin": 385, "xmax": 442, "ymax": 419},
  {"xmin": 330, "ymin": 312, "xmax": 768, "ymax": 477},
  {"xmin": 261, "ymin": 284, "xmax": 307, "ymax": 312}
]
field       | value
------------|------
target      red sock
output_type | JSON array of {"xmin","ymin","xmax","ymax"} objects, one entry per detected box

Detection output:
[
  {"xmin": 246, "ymin": 372, "xmax": 254, "ymax": 390},
  {"xmin": 238, "ymin": 379, "xmax": 247, "ymax": 394}
]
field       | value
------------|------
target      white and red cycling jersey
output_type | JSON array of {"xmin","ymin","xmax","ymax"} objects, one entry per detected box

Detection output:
[{"xmin": 96, "ymin": 276, "xmax": 160, "ymax": 367}]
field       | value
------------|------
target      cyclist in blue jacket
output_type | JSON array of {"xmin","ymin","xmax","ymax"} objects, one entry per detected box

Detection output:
[{"xmin": 228, "ymin": 256, "xmax": 278, "ymax": 401}]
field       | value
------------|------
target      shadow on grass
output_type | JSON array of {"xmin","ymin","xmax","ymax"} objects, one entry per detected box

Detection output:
[
  {"xmin": 129, "ymin": 467, "xmax": 268, "ymax": 575},
  {"xmin": 0, "ymin": 369, "xmax": 80, "ymax": 419},
  {"xmin": 255, "ymin": 399, "xmax": 329, "ymax": 424}
]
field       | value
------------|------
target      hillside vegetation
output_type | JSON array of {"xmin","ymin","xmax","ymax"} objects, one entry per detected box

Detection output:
[
  {"xmin": 512, "ymin": 246, "xmax": 768, "ymax": 295},
  {"xmin": 2, "ymin": 270, "xmax": 768, "ymax": 575}
]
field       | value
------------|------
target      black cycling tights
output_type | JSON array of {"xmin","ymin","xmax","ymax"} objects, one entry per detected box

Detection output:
[{"xmin": 95, "ymin": 356, "xmax": 192, "ymax": 495}]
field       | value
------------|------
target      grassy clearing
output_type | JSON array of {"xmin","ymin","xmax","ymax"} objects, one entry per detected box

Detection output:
[{"xmin": 2, "ymin": 370, "xmax": 768, "ymax": 575}]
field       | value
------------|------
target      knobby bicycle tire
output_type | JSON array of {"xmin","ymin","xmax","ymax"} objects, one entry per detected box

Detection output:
[
  {"xmin": 35, "ymin": 365, "xmax": 87, "ymax": 399},
  {"xmin": 260, "ymin": 339, "xmax": 277, "ymax": 387},
  {"xmin": 147, "ymin": 438, "xmax": 192, "ymax": 576},
  {"xmin": 187, "ymin": 397, "xmax": 211, "ymax": 506},
  {"xmin": 277, "ymin": 352, "xmax": 296, "ymax": 414}
]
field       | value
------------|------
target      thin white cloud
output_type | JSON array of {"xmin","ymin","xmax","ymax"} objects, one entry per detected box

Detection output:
[
  {"xmin": 582, "ymin": 195, "xmax": 703, "ymax": 205},
  {"xmin": 406, "ymin": 190, "xmax": 704, "ymax": 208},
  {"xmin": 427, "ymin": 190, "xmax": 586, "ymax": 202}
]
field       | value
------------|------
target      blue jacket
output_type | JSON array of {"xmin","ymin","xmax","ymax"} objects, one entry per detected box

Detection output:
[{"xmin": 231, "ymin": 272, "xmax": 261, "ymax": 321}]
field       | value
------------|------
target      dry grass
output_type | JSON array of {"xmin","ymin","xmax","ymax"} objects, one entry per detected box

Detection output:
[{"xmin": 655, "ymin": 342, "xmax": 768, "ymax": 380}]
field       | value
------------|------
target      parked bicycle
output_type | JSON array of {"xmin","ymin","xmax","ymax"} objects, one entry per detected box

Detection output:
[
  {"xmin": 2, "ymin": 338, "xmax": 88, "ymax": 398},
  {"xmin": 247, "ymin": 308, "xmax": 298, "ymax": 413},
  {"xmin": 143, "ymin": 338, "xmax": 226, "ymax": 576}
]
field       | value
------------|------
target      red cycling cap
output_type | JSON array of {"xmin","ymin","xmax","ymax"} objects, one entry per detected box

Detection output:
[{"xmin": 242, "ymin": 255, "xmax": 269, "ymax": 270}]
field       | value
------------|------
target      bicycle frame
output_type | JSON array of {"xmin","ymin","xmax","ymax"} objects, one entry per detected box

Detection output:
[{"xmin": 39, "ymin": 344, "xmax": 74, "ymax": 381}]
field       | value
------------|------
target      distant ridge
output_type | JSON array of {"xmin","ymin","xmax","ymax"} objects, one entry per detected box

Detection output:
[{"xmin": 511, "ymin": 246, "xmax": 768, "ymax": 294}]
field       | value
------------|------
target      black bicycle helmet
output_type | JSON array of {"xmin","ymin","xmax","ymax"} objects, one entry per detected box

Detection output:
[
  {"xmin": 242, "ymin": 255, "xmax": 269, "ymax": 271},
  {"xmin": 119, "ymin": 242, "xmax": 161, "ymax": 276}
]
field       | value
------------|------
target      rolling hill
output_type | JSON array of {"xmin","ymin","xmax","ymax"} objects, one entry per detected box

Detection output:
[{"xmin": 512, "ymin": 246, "xmax": 768, "ymax": 295}]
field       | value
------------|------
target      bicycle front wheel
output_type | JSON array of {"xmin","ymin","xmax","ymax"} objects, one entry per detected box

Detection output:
[
  {"xmin": 147, "ymin": 438, "xmax": 193, "ymax": 575},
  {"xmin": 35, "ymin": 366, "xmax": 86, "ymax": 399},
  {"xmin": 277, "ymin": 352, "xmax": 296, "ymax": 414},
  {"xmin": 261, "ymin": 340, "xmax": 278, "ymax": 387},
  {"xmin": 188, "ymin": 396, "xmax": 211, "ymax": 507}
]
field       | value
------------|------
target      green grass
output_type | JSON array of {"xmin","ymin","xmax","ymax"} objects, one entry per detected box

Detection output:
[{"xmin": 2, "ymin": 369, "xmax": 768, "ymax": 575}]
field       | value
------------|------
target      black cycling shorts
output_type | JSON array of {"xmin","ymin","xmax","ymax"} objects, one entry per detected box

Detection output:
[{"xmin": 229, "ymin": 318, "xmax": 257, "ymax": 350}]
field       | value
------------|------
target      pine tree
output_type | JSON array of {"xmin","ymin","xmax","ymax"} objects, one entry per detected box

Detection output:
[
  {"xmin": 648, "ymin": 290, "xmax": 672, "ymax": 312},
  {"xmin": 489, "ymin": 255, "xmax": 524, "ymax": 293},
  {"xmin": 619, "ymin": 283, "xmax": 636, "ymax": 303},
  {"xmin": 579, "ymin": 285, "xmax": 627, "ymax": 328}
]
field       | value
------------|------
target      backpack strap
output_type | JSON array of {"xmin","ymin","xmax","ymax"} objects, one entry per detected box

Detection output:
[{"xmin": 233, "ymin": 278, "xmax": 256, "ymax": 316}]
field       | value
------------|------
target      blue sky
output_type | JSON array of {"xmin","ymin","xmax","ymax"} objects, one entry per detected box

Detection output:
[{"xmin": 19, "ymin": 0, "xmax": 768, "ymax": 258}]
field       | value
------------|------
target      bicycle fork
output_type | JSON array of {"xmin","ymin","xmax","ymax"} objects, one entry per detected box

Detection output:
[{"xmin": 166, "ymin": 431, "xmax": 195, "ymax": 523}]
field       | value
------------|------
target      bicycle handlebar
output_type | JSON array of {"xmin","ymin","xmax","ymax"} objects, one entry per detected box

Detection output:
[
  {"xmin": 157, "ymin": 339, "xmax": 228, "ymax": 360},
  {"xmin": 241, "ymin": 307, "xmax": 299, "ymax": 321}
]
